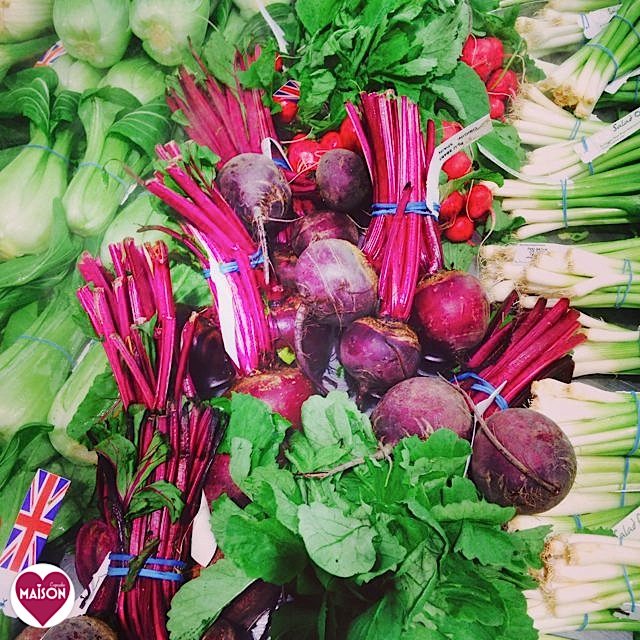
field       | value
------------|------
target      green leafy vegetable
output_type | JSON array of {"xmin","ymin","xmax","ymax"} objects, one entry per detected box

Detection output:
[{"xmin": 168, "ymin": 392, "xmax": 547, "ymax": 640}]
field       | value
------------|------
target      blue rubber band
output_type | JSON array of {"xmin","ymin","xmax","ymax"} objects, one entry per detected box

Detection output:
[
  {"xmin": 579, "ymin": 12, "xmax": 589, "ymax": 31},
  {"xmin": 108, "ymin": 554, "xmax": 185, "ymax": 583},
  {"xmin": 77, "ymin": 160, "xmax": 130, "ymax": 189},
  {"xmin": 634, "ymin": 77, "xmax": 640, "ymax": 102},
  {"xmin": 615, "ymin": 259, "xmax": 633, "ymax": 308},
  {"xmin": 371, "ymin": 201, "xmax": 437, "ymax": 218},
  {"xmin": 15, "ymin": 335, "xmax": 75, "ymax": 368},
  {"xmin": 569, "ymin": 119, "xmax": 582, "ymax": 141},
  {"xmin": 452, "ymin": 372, "xmax": 509, "ymax": 411},
  {"xmin": 585, "ymin": 43, "xmax": 619, "ymax": 79},
  {"xmin": 24, "ymin": 143, "xmax": 70, "ymax": 164},
  {"xmin": 626, "ymin": 391, "xmax": 640, "ymax": 456},
  {"xmin": 578, "ymin": 613, "xmax": 589, "ymax": 631},
  {"xmin": 272, "ymin": 157, "xmax": 290, "ymax": 169},
  {"xmin": 612, "ymin": 14, "xmax": 640, "ymax": 43},
  {"xmin": 573, "ymin": 514, "xmax": 584, "ymax": 531},
  {"xmin": 249, "ymin": 247, "xmax": 265, "ymax": 268},
  {"xmin": 623, "ymin": 564, "xmax": 637, "ymax": 612},
  {"xmin": 580, "ymin": 137, "xmax": 595, "ymax": 175},
  {"xmin": 560, "ymin": 178, "xmax": 569, "ymax": 227},
  {"xmin": 203, "ymin": 249, "xmax": 265, "ymax": 278}
]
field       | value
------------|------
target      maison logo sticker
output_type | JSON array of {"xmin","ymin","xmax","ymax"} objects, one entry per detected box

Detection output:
[{"xmin": 10, "ymin": 563, "xmax": 75, "ymax": 628}]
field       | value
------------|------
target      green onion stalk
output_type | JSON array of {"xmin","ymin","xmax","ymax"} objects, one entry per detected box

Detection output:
[
  {"xmin": 540, "ymin": 0, "xmax": 640, "ymax": 117},
  {"xmin": 499, "ymin": 0, "xmax": 619, "ymax": 11},
  {"xmin": 508, "ymin": 84, "xmax": 607, "ymax": 148},
  {"xmin": 479, "ymin": 238, "xmax": 640, "ymax": 307},
  {"xmin": 597, "ymin": 75, "xmax": 640, "ymax": 109},
  {"xmin": 523, "ymin": 533, "xmax": 640, "ymax": 632},
  {"xmin": 486, "ymin": 159, "xmax": 640, "ymax": 238},
  {"xmin": 516, "ymin": 9, "xmax": 587, "ymax": 59},
  {"xmin": 62, "ymin": 92, "xmax": 171, "ymax": 238}
]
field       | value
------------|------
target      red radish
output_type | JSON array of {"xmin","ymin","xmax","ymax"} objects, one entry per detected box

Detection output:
[
  {"xmin": 276, "ymin": 98, "xmax": 299, "ymax": 124},
  {"xmin": 442, "ymin": 151, "xmax": 472, "ymax": 179},
  {"xmin": 438, "ymin": 190, "xmax": 465, "ymax": 223},
  {"xmin": 470, "ymin": 408, "xmax": 577, "ymax": 515},
  {"xmin": 489, "ymin": 94, "xmax": 506, "ymax": 120},
  {"xmin": 319, "ymin": 130, "xmax": 342, "ymax": 151},
  {"xmin": 339, "ymin": 115, "xmax": 361, "ymax": 152},
  {"xmin": 486, "ymin": 68, "xmax": 519, "ymax": 99},
  {"xmin": 440, "ymin": 119, "xmax": 463, "ymax": 141},
  {"xmin": 338, "ymin": 317, "xmax": 421, "ymax": 398},
  {"xmin": 287, "ymin": 134, "xmax": 321, "ymax": 173},
  {"xmin": 461, "ymin": 35, "xmax": 505, "ymax": 82},
  {"xmin": 444, "ymin": 215, "xmax": 474, "ymax": 242},
  {"xmin": 371, "ymin": 376, "xmax": 473, "ymax": 444},
  {"xmin": 413, "ymin": 270, "xmax": 490, "ymax": 354},
  {"xmin": 466, "ymin": 183, "xmax": 493, "ymax": 220}
]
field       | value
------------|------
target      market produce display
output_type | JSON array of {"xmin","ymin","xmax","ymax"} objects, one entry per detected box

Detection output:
[{"xmin": 0, "ymin": 0, "xmax": 638, "ymax": 639}]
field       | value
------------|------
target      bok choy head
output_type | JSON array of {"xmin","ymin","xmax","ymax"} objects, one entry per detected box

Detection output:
[
  {"xmin": 0, "ymin": 0, "xmax": 55, "ymax": 43},
  {"xmin": 0, "ymin": 67, "xmax": 79, "ymax": 259}
]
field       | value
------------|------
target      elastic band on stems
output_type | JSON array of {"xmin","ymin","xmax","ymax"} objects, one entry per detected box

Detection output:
[
  {"xmin": 452, "ymin": 372, "xmax": 509, "ymax": 411},
  {"xmin": 615, "ymin": 259, "xmax": 633, "ymax": 308},
  {"xmin": 203, "ymin": 248, "xmax": 265, "ymax": 277},
  {"xmin": 24, "ymin": 143, "xmax": 71, "ymax": 164},
  {"xmin": 569, "ymin": 118, "xmax": 582, "ymax": 141},
  {"xmin": 584, "ymin": 43, "xmax": 619, "ymax": 79},
  {"xmin": 579, "ymin": 138, "xmax": 595, "ymax": 175},
  {"xmin": 371, "ymin": 201, "xmax": 437, "ymax": 218},
  {"xmin": 15, "ymin": 335, "xmax": 76, "ymax": 368},
  {"xmin": 623, "ymin": 564, "xmax": 637, "ymax": 612},
  {"xmin": 108, "ymin": 554, "xmax": 186, "ymax": 583},
  {"xmin": 612, "ymin": 14, "xmax": 640, "ymax": 43},
  {"xmin": 578, "ymin": 613, "xmax": 589, "ymax": 631},
  {"xmin": 573, "ymin": 514, "xmax": 584, "ymax": 531},
  {"xmin": 560, "ymin": 178, "xmax": 569, "ymax": 227},
  {"xmin": 77, "ymin": 160, "xmax": 130, "ymax": 189}
]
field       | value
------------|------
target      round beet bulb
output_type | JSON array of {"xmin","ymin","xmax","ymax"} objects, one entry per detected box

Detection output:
[
  {"xmin": 295, "ymin": 238, "xmax": 378, "ymax": 327},
  {"xmin": 230, "ymin": 367, "xmax": 315, "ymax": 430},
  {"xmin": 339, "ymin": 317, "xmax": 421, "ymax": 398},
  {"xmin": 470, "ymin": 408, "xmax": 577, "ymax": 515},
  {"xmin": 315, "ymin": 148, "xmax": 372, "ymax": 213},
  {"xmin": 290, "ymin": 209, "xmax": 360, "ymax": 256},
  {"xmin": 371, "ymin": 376, "xmax": 473, "ymax": 445},
  {"xmin": 413, "ymin": 270, "xmax": 490, "ymax": 355}
]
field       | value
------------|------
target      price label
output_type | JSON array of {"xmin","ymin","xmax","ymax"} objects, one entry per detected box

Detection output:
[{"xmin": 575, "ymin": 108, "xmax": 640, "ymax": 163}]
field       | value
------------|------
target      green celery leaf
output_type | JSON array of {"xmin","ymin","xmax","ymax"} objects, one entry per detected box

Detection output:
[
  {"xmin": 297, "ymin": 502, "xmax": 376, "ymax": 578},
  {"xmin": 441, "ymin": 240, "xmax": 478, "ymax": 272},
  {"xmin": 212, "ymin": 495, "xmax": 307, "ymax": 584},
  {"xmin": 431, "ymin": 499, "xmax": 515, "ymax": 526},
  {"xmin": 454, "ymin": 520, "xmax": 523, "ymax": 567},
  {"xmin": 296, "ymin": 0, "xmax": 342, "ymax": 33},
  {"xmin": 167, "ymin": 557, "xmax": 255, "ymax": 640},
  {"xmin": 491, "ymin": 578, "xmax": 539, "ymax": 640},
  {"xmin": 128, "ymin": 479, "xmax": 184, "ymax": 522}
]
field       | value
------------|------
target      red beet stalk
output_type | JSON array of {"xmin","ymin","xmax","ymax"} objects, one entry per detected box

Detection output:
[
  {"xmin": 457, "ymin": 294, "xmax": 587, "ymax": 416},
  {"xmin": 76, "ymin": 240, "xmax": 221, "ymax": 640}
]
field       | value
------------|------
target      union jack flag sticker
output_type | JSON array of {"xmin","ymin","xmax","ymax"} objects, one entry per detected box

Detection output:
[
  {"xmin": 0, "ymin": 470, "xmax": 71, "ymax": 573},
  {"xmin": 34, "ymin": 41, "xmax": 66, "ymax": 67},
  {"xmin": 273, "ymin": 79, "xmax": 301, "ymax": 102}
]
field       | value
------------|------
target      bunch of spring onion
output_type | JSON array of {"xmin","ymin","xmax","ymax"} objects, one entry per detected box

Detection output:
[
  {"xmin": 539, "ymin": 0, "xmax": 640, "ymax": 117},
  {"xmin": 455, "ymin": 290, "xmax": 586, "ymax": 417},
  {"xmin": 479, "ymin": 238, "xmax": 640, "ymax": 307},
  {"xmin": 499, "ymin": 0, "xmax": 619, "ymax": 11},
  {"xmin": 516, "ymin": 9, "xmax": 591, "ymax": 59},
  {"xmin": 487, "ymin": 157, "xmax": 640, "ymax": 238},
  {"xmin": 508, "ymin": 84, "xmax": 607, "ymax": 148},
  {"xmin": 597, "ymin": 75, "xmax": 640, "ymax": 108},
  {"xmin": 572, "ymin": 311, "xmax": 640, "ymax": 376},
  {"xmin": 76, "ymin": 239, "xmax": 222, "ymax": 640},
  {"xmin": 524, "ymin": 532, "xmax": 640, "ymax": 633}
]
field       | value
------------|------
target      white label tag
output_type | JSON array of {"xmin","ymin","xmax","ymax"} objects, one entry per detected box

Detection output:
[
  {"xmin": 606, "ymin": 67, "xmax": 640, "ymax": 94},
  {"xmin": 512, "ymin": 243, "xmax": 552, "ymax": 265},
  {"xmin": 67, "ymin": 553, "xmax": 111, "ymax": 618},
  {"xmin": 190, "ymin": 491, "xmax": 217, "ymax": 567},
  {"xmin": 577, "ymin": 5, "xmax": 620, "ymax": 39},
  {"xmin": 575, "ymin": 108, "xmax": 640, "ymax": 163},
  {"xmin": 426, "ymin": 114, "xmax": 493, "ymax": 213},
  {"xmin": 613, "ymin": 505, "xmax": 640, "ymax": 541}
]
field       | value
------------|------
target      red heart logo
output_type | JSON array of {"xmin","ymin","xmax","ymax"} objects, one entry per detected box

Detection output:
[{"xmin": 14, "ymin": 569, "xmax": 72, "ymax": 627}]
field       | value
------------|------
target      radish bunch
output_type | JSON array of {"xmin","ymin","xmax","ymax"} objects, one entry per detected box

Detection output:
[
  {"xmin": 438, "ymin": 120, "xmax": 495, "ymax": 243},
  {"xmin": 460, "ymin": 35, "xmax": 519, "ymax": 120}
]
